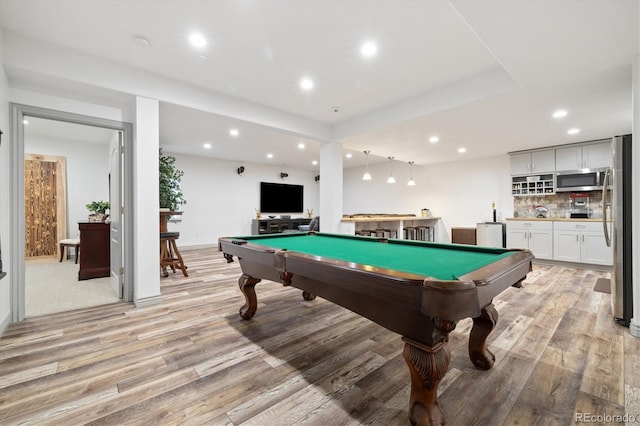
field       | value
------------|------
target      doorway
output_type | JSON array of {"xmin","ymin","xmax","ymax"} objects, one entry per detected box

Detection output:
[{"xmin": 9, "ymin": 104, "xmax": 134, "ymax": 322}]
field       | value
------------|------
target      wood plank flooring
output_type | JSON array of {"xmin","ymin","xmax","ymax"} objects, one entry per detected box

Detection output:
[{"xmin": 1, "ymin": 247, "xmax": 638, "ymax": 425}]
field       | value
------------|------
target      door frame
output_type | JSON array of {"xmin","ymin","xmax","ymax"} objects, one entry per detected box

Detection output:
[{"xmin": 9, "ymin": 103, "xmax": 134, "ymax": 322}]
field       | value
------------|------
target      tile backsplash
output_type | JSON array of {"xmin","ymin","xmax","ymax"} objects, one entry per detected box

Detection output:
[{"xmin": 512, "ymin": 191, "xmax": 607, "ymax": 218}]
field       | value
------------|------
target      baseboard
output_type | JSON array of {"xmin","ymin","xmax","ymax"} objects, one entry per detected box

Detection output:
[
  {"xmin": 630, "ymin": 319, "xmax": 640, "ymax": 338},
  {"xmin": 180, "ymin": 244, "xmax": 219, "ymax": 251},
  {"xmin": 134, "ymin": 294, "xmax": 163, "ymax": 308},
  {"xmin": 532, "ymin": 259, "xmax": 612, "ymax": 272},
  {"xmin": 0, "ymin": 310, "xmax": 11, "ymax": 338}
]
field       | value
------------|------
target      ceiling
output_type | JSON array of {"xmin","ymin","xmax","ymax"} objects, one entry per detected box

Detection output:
[{"xmin": 2, "ymin": 1, "xmax": 638, "ymax": 170}]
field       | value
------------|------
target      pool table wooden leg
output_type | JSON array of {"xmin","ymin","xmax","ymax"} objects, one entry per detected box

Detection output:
[
  {"xmin": 468, "ymin": 303, "xmax": 498, "ymax": 370},
  {"xmin": 402, "ymin": 339, "xmax": 451, "ymax": 426},
  {"xmin": 238, "ymin": 274, "xmax": 261, "ymax": 320},
  {"xmin": 302, "ymin": 291, "xmax": 316, "ymax": 301}
]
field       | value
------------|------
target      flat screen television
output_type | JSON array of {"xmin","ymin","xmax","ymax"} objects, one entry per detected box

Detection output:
[{"xmin": 260, "ymin": 182, "xmax": 304, "ymax": 213}]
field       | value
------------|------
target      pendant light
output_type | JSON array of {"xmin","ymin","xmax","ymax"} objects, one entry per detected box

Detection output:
[
  {"xmin": 362, "ymin": 150, "xmax": 372, "ymax": 180},
  {"xmin": 407, "ymin": 161, "xmax": 416, "ymax": 186},
  {"xmin": 387, "ymin": 156, "xmax": 396, "ymax": 184}
]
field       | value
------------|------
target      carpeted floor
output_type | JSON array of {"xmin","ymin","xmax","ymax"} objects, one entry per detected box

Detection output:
[{"xmin": 25, "ymin": 258, "xmax": 120, "ymax": 317}]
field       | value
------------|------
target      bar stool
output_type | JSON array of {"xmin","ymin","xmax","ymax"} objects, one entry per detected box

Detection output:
[{"xmin": 160, "ymin": 232, "xmax": 188, "ymax": 277}]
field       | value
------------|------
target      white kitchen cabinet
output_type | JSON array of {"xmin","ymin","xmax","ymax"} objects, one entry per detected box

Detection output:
[
  {"xmin": 506, "ymin": 221, "xmax": 553, "ymax": 260},
  {"xmin": 553, "ymin": 221, "xmax": 612, "ymax": 265},
  {"xmin": 582, "ymin": 142, "xmax": 612, "ymax": 169},
  {"xmin": 510, "ymin": 149, "xmax": 555, "ymax": 175},
  {"xmin": 555, "ymin": 141, "xmax": 611, "ymax": 171}
]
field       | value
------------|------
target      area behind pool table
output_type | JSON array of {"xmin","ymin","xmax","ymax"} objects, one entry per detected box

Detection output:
[{"xmin": 219, "ymin": 231, "xmax": 534, "ymax": 426}]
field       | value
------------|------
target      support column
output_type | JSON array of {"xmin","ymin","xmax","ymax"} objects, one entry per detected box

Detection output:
[
  {"xmin": 630, "ymin": 55, "xmax": 640, "ymax": 337},
  {"xmin": 133, "ymin": 96, "xmax": 161, "ymax": 305},
  {"xmin": 319, "ymin": 141, "xmax": 343, "ymax": 233}
]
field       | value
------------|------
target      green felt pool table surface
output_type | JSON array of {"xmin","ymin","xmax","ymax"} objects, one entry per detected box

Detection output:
[{"xmin": 234, "ymin": 232, "xmax": 514, "ymax": 280}]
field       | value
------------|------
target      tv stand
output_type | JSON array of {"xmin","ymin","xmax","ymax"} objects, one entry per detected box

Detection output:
[{"xmin": 252, "ymin": 218, "xmax": 311, "ymax": 235}]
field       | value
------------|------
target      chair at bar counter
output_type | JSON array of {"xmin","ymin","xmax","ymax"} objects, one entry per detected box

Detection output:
[
  {"xmin": 159, "ymin": 211, "xmax": 188, "ymax": 277},
  {"xmin": 299, "ymin": 216, "xmax": 319, "ymax": 232}
]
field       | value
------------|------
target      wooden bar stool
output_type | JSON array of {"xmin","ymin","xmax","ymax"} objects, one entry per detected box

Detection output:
[
  {"xmin": 59, "ymin": 237, "xmax": 80, "ymax": 264},
  {"xmin": 160, "ymin": 232, "xmax": 188, "ymax": 277}
]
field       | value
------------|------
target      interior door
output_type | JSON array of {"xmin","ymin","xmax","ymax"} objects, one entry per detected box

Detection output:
[{"xmin": 109, "ymin": 131, "xmax": 123, "ymax": 298}]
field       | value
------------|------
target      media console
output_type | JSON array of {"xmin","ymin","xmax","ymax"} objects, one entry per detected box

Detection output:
[{"xmin": 251, "ymin": 218, "xmax": 311, "ymax": 235}]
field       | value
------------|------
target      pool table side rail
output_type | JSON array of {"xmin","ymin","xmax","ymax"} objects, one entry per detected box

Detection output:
[{"xmin": 219, "ymin": 235, "xmax": 533, "ymax": 287}]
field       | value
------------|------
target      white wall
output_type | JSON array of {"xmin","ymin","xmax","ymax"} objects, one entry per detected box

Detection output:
[
  {"xmin": 165, "ymin": 153, "xmax": 320, "ymax": 247},
  {"xmin": 344, "ymin": 155, "xmax": 512, "ymax": 242},
  {"xmin": 24, "ymin": 136, "xmax": 109, "ymax": 237},
  {"xmin": 0, "ymin": 26, "xmax": 12, "ymax": 333}
]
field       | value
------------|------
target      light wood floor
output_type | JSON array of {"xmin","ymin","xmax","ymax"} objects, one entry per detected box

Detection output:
[{"xmin": 1, "ymin": 247, "xmax": 639, "ymax": 425}]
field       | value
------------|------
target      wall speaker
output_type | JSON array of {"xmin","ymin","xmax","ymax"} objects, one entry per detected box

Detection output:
[
  {"xmin": 280, "ymin": 172, "xmax": 289, "ymax": 179},
  {"xmin": 237, "ymin": 166, "xmax": 245, "ymax": 175},
  {"xmin": 314, "ymin": 175, "xmax": 320, "ymax": 182}
]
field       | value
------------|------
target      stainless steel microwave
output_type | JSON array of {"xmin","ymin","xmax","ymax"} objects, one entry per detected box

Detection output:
[{"xmin": 556, "ymin": 168, "xmax": 607, "ymax": 192}]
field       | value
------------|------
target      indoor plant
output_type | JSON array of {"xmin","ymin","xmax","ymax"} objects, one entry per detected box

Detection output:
[
  {"xmin": 86, "ymin": 200, "xmax": 110, "ymax": 222},
  {"xmin": 159, "ymin": 148, "xmax": 186, "ymax": 212}
]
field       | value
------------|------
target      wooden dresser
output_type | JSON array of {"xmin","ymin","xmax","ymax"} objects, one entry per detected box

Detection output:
[{"xmin": 78, "ymin": 221, "xmax": 110, "ymax": 280}]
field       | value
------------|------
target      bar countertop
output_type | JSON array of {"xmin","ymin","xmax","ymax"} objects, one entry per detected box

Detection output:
[{"xmin": 505, "ymin": 217, "xmax": 609, "ymax": 222}]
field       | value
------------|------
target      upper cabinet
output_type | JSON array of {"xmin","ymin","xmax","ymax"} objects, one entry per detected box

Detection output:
[
  {"xmin": 555, "ymin": 141, "xmax": 611, "ymax": 171},
  {"xmin": 510, "ymin": 149, "xmax": 555, "ymax": 175}
]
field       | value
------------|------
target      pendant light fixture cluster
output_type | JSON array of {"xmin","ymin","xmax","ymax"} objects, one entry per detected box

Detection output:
[{"xmin": 361, "ymin": 151, "xmax": 416, "ymax": 186}]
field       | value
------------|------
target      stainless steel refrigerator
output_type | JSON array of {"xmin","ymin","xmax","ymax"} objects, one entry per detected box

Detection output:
[{"xmin": 603, "ymin": 134, "xmax": 633, "ymax": 326}]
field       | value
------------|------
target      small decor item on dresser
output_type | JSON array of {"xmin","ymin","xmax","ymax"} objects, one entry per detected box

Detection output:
[
  {"xmin": 86, "ymin": 200, "xmax": 110, "ymax": 222},
  {"xmin": 255, "ymin": 209, "xmax": 261, "ymax": 219},
  {"xmin": 307, "ymin": 209, "xmax": 313, "ymax": 219}
]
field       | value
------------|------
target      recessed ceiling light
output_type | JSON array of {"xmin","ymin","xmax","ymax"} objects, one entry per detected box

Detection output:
[
  {"xmin": 312, "ymin": 160, "xmax": 318, "ymax": 165},
  {"xmin": 457, "ymin": 147, "xmax": 467, "ymax": 154},
  {"xmin": 131, "ymin": 35, "xmax": 150, "ymax": 48},
  {"xmin": 189, "ymin": 33, "xmax": 207, "ymax": 48},
  {"xmin": 345, "ymin": 153, "xmax": 352, "ymax": 159},
  {"xmin": 22, "ymin": 119, "xmax": 29, "ymax": 125},
  {"xmin": 203, "ymin": 143, "xmax": 212, "ymax": 149},
  {"xmin": 567, "ymin": 128, "xmax": 580, "ymax": 135},
  {"xmin": 300, "ymin": 78, "xmax": 314, "ymax": 91},
  {"xmin": 266, "ymin": 153, "xmax": 273, "ymax": 159},
  {"xmin": 429, "ymin": 136, "xmax": 439, "ymax": 143},
  {"xmin": 229, "ymin": 128, "xmax": 239, "ymax": 137},
  {"xmin": 360, "ymin": 41, "xmax": 378, "ymax": 58},
  {"xmin": 298, "ymin": 142, "xmax": 305, "ymax": 149},
  {"xmin": 553, "ymin": 109, "xmax": 568, "ymax": 119}
]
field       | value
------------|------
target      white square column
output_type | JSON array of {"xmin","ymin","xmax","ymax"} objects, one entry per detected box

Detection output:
[
  {"xmin": 133, "ymin": 96, "xmax": 161, "ymax": 304},
  {"xmin": 319, "ymin": 142, "xmax": 343, "ymax": 233}
]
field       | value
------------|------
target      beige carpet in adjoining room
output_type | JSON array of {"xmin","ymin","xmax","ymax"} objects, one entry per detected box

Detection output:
[{"xmin": 25, "ymin": 258, "xmax": 120, "ymax": 317}]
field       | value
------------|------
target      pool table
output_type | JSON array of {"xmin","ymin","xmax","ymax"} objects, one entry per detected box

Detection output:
[{"xmin": 219, "ymin": 232, "xmax": 534, "ymax": 425}]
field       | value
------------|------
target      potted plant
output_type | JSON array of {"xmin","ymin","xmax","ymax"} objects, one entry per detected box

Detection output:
[
  {"xmin": 86, "ymin": 200, "xmax": 110, "ymax": 222},
  {"xmin": 159, "ymin": 148, "xmax": 186, "ymax": 212}
]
